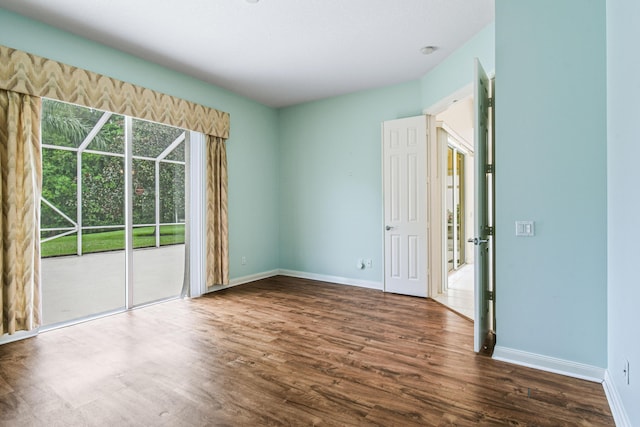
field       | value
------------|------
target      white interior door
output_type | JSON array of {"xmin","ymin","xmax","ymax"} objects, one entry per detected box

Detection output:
[
  {"xmin": 383, "ymin": 116, "xmax": 428, "ymax": 297},
  {"xmin": 473, "ymin": 58, "xmax": 492, "ymax": 352}
]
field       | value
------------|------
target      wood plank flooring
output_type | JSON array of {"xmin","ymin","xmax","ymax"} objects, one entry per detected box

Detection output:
[{"xmin": 0, "ymin": 276, "xmax": 614, "ymax": 426}]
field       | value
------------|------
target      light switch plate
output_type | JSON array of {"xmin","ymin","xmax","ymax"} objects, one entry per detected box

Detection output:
[{"xmin": 515, "ymin": 221, "xmax": 535, "ymax": 236}]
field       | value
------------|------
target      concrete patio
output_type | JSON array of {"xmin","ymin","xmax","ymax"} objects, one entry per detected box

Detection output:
[{"xmin": 41, "ymin": 245, "xmax": 185, "ymax": 326}]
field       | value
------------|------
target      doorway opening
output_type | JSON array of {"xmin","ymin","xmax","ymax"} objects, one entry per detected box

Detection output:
[
  {"xmin": 431, "ymin": 96, "xmax": 475, "ymax": 320},
  {"xmin": 383, "ymin": 59, "xmax": 494, "ymax": 352}
]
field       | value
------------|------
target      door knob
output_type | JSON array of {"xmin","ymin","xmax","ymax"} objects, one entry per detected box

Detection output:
[
  {"xmin": 385, "ymin": 225, "xmax": 394, "ymax": 231},
  {"xmin": 468, "ymin": 237, "xmax": 489, "ymax": 245}
]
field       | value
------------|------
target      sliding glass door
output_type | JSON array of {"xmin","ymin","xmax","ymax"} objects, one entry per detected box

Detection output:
[
  {"xmin": 446, "ymin": 145, "xmax": 466, "ymax": 273},
  {"xmin": 40, "ymin": 99, "xmax": 187, "ymax": 327},
  {"xmin": 41, "ymin": 101, "xmax": 126, "ymax": 324},
  {"xmin": 131, "ymin": 118, "xmax": 186, "ymax": 306}
]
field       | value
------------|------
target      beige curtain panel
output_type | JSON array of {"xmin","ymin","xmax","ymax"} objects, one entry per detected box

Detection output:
[
  {"xmin": 0, "ymin": 90, "xmax": 42, "ymax": 335},
  {"xmin": 206, "ymin": 136, "xmax": 229, "ymax": 286},
  {"xmin": 0, "ymin": 45, "xmax": 230, "ymax": 139}
]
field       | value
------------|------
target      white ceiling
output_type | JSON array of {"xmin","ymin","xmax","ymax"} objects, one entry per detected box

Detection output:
[{"xmin": 0, "ymin": 0, "xmax": 494, "ymax": 108}]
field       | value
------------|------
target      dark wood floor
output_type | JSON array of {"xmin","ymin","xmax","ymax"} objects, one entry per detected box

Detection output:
[{"xmin": 0, "ymin": 276, "xmax": 613, "ymax": 426}]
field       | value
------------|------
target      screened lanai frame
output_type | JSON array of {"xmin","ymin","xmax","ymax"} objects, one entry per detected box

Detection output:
[{"xmin": 40, "ymin": 98, "xmax": 188, "ymax": 257}]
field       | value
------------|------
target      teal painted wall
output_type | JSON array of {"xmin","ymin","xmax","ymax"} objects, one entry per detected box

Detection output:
[
  {"xmin": 278, "ymin": 83, "xmax": 422, "ymax": 283},
  {"xmin": 495, "ymin": 0, "xmax": 607, "ymax": 366},
  {"xmin": 277, "ymin": 16, "xmax": 494, "ymax": 286},
  {"xmin": 0, "ymin": 8, "xmax": 280, "ymax": 279},
  {"xmin": 607, "ymin": 0, "xmax": 640, "ymax": 423},
  {"xmin": 421, "ymin": 22, "xmax": 495, "ymax": 110}
]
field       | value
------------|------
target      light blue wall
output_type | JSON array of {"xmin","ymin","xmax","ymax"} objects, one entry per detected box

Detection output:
[
  {"xmin": 607, "ymin": 0, "xmax": 640, "ymax": 423},
  {"xmin": 0, "ymin": 8, "xmax": 280, "ymax": 279},
  {"xmin": 277, "ymin": 21, "xmax": 495, "ymax": 284},
  {"xmin": 421, "ymin": 22, "xmax": 495, "ymax": 110},
  {"xmin": 278, "ymin": 82, "xmax": 422, "ymax": 283},
  {"xmin": 495, "ymin": 0, "xmax": 607, "ymax": 366}
]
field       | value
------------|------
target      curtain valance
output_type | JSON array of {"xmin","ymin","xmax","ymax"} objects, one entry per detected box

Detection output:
[{"xmin": 0, "ymin": 45, "xmax": 230, "ymax": 139}]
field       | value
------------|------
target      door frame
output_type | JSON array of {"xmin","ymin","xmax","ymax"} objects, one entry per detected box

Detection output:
[{"xmin": 424, "ymin": 85, "xmax": 474, "ymax": 300}]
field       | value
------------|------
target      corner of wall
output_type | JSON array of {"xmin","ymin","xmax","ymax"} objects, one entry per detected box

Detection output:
[{"xmin": 603, "ymin": 370, "xmax": 633, "ymax": 427}]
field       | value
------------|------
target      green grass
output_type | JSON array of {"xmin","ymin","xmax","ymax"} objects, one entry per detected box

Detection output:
[{"xmin": 41, "ymin": 224, "xmax": 185, "ymax": 258}]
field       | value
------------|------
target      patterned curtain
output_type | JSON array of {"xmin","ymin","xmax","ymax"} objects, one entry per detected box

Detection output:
[
  {"xmin": 0, "ymin": 45, "xmax": 230, "ymax": 139},
  {"xmin": 0, "ymin": 90, "xmax": 42, "ymax": 335},
  {"xmin": 206, "ymin": 136, "xmax": 229, "ymax": 286}
]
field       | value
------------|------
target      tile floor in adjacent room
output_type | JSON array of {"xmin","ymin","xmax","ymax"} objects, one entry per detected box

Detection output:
[{"xmin": 433, "ymin": 263, "xmax": 474, "ymax": 320}]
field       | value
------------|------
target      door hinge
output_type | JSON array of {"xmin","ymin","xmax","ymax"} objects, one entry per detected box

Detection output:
[
  {"xmin": 487, "ymin": 291, "xmax": 495, "ymax": 301},
  {"xmin": 486, "ymin": 164, "xmax": 494, "ymax": 173},
  {"xmin": 486, "ymin": 226, "xmax": 494, "ymax": 236},
  {"xmin": 488, "ymin": 97, "xmax": 494, "ymax": 108}
]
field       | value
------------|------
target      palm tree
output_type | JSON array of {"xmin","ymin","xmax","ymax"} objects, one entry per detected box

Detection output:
[{"xmin": 41, "ymin": 99, "xmax": 108, "ymax": 150}]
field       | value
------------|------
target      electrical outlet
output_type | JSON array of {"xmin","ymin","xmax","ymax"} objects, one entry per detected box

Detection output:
[
  {"xmin": 241, "ymin": 256, "xmax": 247, "ymax": 265},
  {"xmin": 624, "ymin": 359, "xmax": 630, "ymax": 385},
  {"xmin": 365, "ymin": 259, "xmax": 373, "ymax": 268}
]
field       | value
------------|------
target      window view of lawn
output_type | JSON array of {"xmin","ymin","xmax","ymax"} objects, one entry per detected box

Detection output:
[
  {"xmin": 41, "ymin": 225, "xmax": 185, "ymax": 258},
  {"xmin": 40, "ymin": 98, "xmax": 187, "ymax": 259}
]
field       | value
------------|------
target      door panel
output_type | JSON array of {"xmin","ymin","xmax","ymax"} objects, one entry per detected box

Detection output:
[
  {"xmin": 131, "ymin": 118, "xmax": 186, "ymax": 306},
  {"xmin": 473, "ymin": 58, "xmax": 491, "ymax": 352},
  {"xmin": 383, "ymin": 116, "xmax": 428, "ymax": 297}
]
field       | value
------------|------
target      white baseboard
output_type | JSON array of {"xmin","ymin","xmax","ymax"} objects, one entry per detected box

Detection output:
[
  {"xmin": 230, "ymin": 269, "xmax": 280, "ymax": 286},
  {"xmin": 603, "ymin": 370, "xmax": 632, "ymax": 427},
  {"xmin": 492, "ymin": 346, "xmax": 606, "ymax": 383},
  {"xmin": 0, "ymin": 329, "xmax": 38, "ymax": 345},
  {"xmin": 205, "ymin": 269, "xmax": 280, "ymax": 293},
  {"xmin": 278, "ymin": 269, "xmax": 383, "ymax": 291},
  {"xmin": 198, "ymin": 268, "xmax": 383, "ymax": 295}
]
